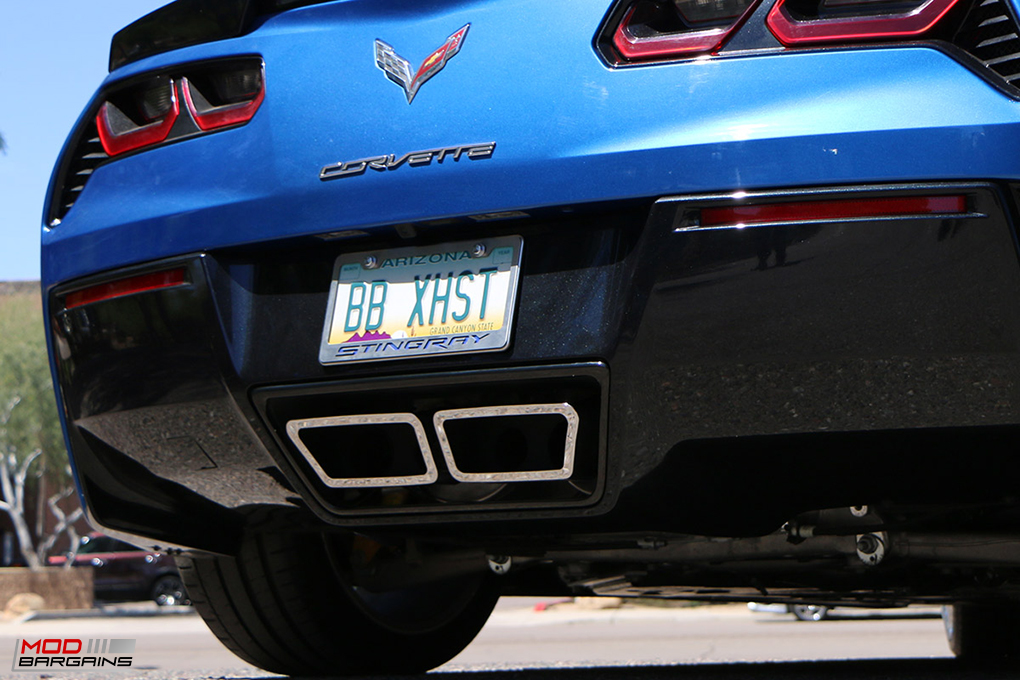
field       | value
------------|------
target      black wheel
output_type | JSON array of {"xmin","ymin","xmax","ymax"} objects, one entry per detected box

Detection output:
[
  {"xmin": 791, "ymin": 604, "xmax": 830, "ymax": 621},
  {"xmin": 944, "ymin": 603, "xmax": 1020, "ymax": 665},
  {"xmin": 176, "ymin": 531, "xmax": 500, "ymax": 676},
  {"xmin": 151, "ymin": 574, "xmax": 190, "ymax": 606}
]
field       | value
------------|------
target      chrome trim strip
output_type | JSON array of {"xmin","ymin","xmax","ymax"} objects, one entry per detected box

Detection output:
[
  {"xmin": 433, "ymin": 403, "xmax": 579, "ymax": 483},
  {"xmin": 285, "ymin": 413, "xmax": 438, "ymax": 488}
]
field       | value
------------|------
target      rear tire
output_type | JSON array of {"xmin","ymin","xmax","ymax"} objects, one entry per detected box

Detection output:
[
  {"xmin": 944, "ymin": 603, "xmax": 1020, "ymax": 665},
  {"xmin": 177, "ymin": 531, "xmax": 499, "ymax": 676}
]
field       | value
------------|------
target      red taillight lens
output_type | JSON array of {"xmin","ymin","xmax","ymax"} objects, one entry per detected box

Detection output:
[
  {"xmin": 766, "ymin": 0, "xmax": 961, "ymax": 44},
  {"xmin": 96, "ymin": 76, "xmax": 179, "ymax": 157},
  {"xmin": 93, "ymin": 60, "xmax": 263, "ymax": 158},
  {"xmin": 699, "ymin": 195, "xmax": 967, "ymax": 228},
  {"xmin": 601, "ymin": 0, "xmax": 967, "ymax": 62},
  {"xmin": 182, "ymin": 64, "xmax": 265, "ymax": 131},
  {"xmin": 610, "ymin": 0, "xmax": 761, "ymax": 61},
  {"xmin": 64, "ymin": 268, "xmax": 188, "ymax": 310}
]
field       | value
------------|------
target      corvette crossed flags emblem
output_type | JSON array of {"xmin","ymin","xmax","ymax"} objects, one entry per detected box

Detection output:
[{"xmin": 374, "ymin": 25, "xmax": 470, "ymax": 104}]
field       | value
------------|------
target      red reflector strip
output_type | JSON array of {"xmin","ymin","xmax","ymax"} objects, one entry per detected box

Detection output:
[
  {"xmin": 65, "ymin": 269, "xmax": 188, "ymax": 310},
  {"xmin": 96, "ymin": 95, "xmax": 180, "ymax": 157},
  {"xmin": 700, "ymin": 195, "xmax": 967, "ymax": 227},
  {"xmin": 766, "ymin": 0, "xmax": 960, "ymax": 45},
  {"xmin": 182, "ymin": 79, "xmax": 265, "ymax": 131},
  {"xmin": 613, "ymin": 2, "xmax": 761, "ymax": 59}
]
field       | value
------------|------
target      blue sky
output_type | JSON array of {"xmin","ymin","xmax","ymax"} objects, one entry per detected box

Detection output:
[{"xmin": 1, "ymin": 2, "xmax": 169, "ymax": 281}]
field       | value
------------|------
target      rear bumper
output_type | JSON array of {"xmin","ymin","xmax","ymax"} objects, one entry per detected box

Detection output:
[{"xmin": 47, "ymin": 182, "xmax": 1020, "ymax": 550}]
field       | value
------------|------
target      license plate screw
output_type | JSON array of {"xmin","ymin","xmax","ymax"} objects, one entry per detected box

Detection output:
[
  {"xmin": 471, "ymin": 243, "xmax": 487, "ymax": 258},
  {"xmin": 363, "ymin": 255, "xmax": 379, "ymax": 269}
]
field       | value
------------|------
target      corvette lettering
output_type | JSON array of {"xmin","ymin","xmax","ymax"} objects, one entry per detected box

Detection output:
[
  {"xmin": 319, "ymin": 142, "xmax": 495, "ymax": 181},
  {"xmin": 375, "ymin": 25, "xmax": 470, "ymax": 103}
]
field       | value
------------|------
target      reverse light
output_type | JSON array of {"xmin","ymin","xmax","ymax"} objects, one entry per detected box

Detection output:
[
  {"xmin": 609, "ymin": 0, "xmax": 762, "ymax": 61},
  {"xmin": 766, "ymin": 0, "xmax": 962, "ymax": 44},
  {"xmin": 699, "ymin": 195, "xmax": 968, "ymax": 227},
  {"xmin": 64, "ymin": 269, "xmax": 188, "ymax": 310},
  {"xmin": 96, "ymin": 76, "xmax": 179, "ymax": 157},
  {"xmin": 182, "ymin": 62, "xmax": 265, "ymax": 131}
]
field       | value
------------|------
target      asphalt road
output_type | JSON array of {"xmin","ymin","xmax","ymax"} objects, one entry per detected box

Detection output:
[{"xmin": 1, "ymin": 599, "xmax": 1013, "ymax": 680}]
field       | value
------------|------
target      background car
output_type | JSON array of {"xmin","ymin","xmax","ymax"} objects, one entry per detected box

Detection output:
[
  {"xmin": 748, "ymin": 602, "xmax": 944, "ymax": 623},
  {"xmin": 748, "ymin": 602, "xmax": 833, "ymax": 622},
  {"xmin": 49, "ymin": 533, "xmax": 189, "ymax": 606}
]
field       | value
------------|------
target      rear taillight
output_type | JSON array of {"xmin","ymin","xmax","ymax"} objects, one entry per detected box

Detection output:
[
  {"xmin": 600, "ymin": 0, "xmax": 971, "ymax": 63},
  {"xmin": 182, "ymin": 63, "xmax": 265, "ymax": 131},
  {"xmin": 767, "ymin": 0, "xmax": 962, "ymax": 44},
  {"xmin": 96, "ymin": 76, "xmax": 179, "ymax": 157},
  {"xmin": 51, "ymin": 58, "xmax": 264, "ymax": 225},
  {"xmin": 94, "ymin": 59, "xmax": 264, "ymax": 158},
  {"xmin": 609, "ymin": 0, "xmax": 762, "ymax": 60}
]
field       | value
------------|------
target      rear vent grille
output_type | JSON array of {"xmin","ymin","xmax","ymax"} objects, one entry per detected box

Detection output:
[
  {"xmin": 955, "ymin": 0, "xmax": 1020, "ymax": 90},
  {"xmin": 52, "ymin": 120, "xmax": 108, "ymax": 224}
]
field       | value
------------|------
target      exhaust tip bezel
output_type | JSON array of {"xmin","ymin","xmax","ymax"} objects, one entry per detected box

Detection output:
[
  {"xmin": 433, "ymin": 403, "xmax": 579, "ymax": 483},
  {"xmin": 285, "ymin": 413, "xmax": 438, "ymax": 488}
]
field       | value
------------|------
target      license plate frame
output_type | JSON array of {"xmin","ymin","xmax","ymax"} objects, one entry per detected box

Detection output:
[{"xmin": 319, "ymin": 236, "xmax": 523, "ymax": 365}]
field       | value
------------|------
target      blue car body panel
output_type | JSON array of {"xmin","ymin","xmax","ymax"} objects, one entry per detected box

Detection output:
[{"xmin": 42, "ymin": 1, "xmax": 1020, "ymax": 286}]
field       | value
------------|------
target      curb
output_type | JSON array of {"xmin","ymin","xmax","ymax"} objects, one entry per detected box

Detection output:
[{"xmin": 22, "ymin": 605, "xmax": 196, "ymax": 622}]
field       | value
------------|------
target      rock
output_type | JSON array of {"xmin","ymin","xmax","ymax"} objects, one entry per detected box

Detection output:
[
  {"xmin": 574, "ymin": 597, "xmax": 623, "ymax": 610},
  {"xmin": 5, "ymin": 592, "xmax": 45, "ymax": 617}
]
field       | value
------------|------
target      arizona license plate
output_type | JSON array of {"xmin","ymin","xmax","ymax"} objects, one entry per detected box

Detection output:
[{"xmin": 319, "ymin": 236, "xmax": 523, "ymax": 364}]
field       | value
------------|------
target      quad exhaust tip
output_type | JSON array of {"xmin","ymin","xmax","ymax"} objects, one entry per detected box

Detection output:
[
  {"xmin": 434, "ymin": 403, "xmax": 579, "ymax": 483},
  {"xmin": 285, "ymin": 413, "xmax": 438, "ymax": 488},
  {"xmin": 285, "ymin": 403, "xmax": 579, "ymax": 488}
]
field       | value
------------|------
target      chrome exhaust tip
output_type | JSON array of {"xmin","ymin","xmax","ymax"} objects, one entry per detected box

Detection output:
[
  {"xmin": 433, "ymin": 403, "xmax": 579, "ymax": 483},
  {"xmin": 285, "ymin": 413, "xmax": 438, "ymax": 488}
]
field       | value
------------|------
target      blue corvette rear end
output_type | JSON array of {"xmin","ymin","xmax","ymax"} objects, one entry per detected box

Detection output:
[{"xmin": 42, "ymin": 0, "xmax": 1020, "ymax": 671}]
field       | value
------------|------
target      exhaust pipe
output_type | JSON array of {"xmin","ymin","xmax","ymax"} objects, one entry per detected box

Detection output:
[
  {"xmin": 433, "ymin": 403, "xmax": 579, "ymax": 483},
  {"xmin": 285, "ymin": 413, "xmax": 438, "ymax": 488}
]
